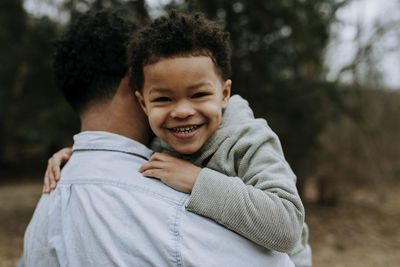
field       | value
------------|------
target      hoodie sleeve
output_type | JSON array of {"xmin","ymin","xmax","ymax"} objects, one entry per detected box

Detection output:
[{"xmin": 185, "ymin": 95, "xmax": 305, "ymax": 252}]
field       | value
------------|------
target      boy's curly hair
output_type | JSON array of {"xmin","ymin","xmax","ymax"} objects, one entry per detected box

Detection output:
[
  {"xmin": 53, "ymin": 10, "xmax": 136, "ymax": 113},
  {"xmin": 128, "ymin": 10, "xmax": 231, "ymax": 92}
]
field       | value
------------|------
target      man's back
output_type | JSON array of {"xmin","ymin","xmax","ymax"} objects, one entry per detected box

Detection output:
[{"xmin": 24, "ymin": 131, "xmax": 294, "ymax": 267}]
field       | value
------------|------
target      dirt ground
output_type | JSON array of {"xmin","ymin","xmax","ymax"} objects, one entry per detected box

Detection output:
[{"xmin": 1, "ymin": 175, "xmax": 400, "ymax": 267}]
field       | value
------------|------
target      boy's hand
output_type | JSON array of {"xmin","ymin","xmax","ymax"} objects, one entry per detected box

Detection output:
[
  {"xmin": 43, "ymin": 147, "xmax": 72, "ymax": 194},
  {"xmin": 139, "ymin": 152, "xmax": 201, "ymax": 194}
]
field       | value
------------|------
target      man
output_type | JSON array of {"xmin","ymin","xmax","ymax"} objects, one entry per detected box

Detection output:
[{"xmin": 22, "ymin": 10, "xmax": 295, "ymax": 266}]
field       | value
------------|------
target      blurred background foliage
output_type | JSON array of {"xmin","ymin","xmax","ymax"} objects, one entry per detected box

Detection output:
[{"xmin": 1, "ymin": 0, "xmax": 399, "ymax": 204}]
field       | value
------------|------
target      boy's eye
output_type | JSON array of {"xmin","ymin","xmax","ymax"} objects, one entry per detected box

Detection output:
[
  {"xmin": 151, "ymin": 97, "xmax": 171, "ymax": 102},
  {"xmin": 191, "ymin": 92, "xmax": 209, "ymax": 98}
]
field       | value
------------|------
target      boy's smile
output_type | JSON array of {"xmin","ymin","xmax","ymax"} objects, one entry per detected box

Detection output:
[{"xmin": 136, "ymin": 56, "xmax": 231, "ymax": 154}]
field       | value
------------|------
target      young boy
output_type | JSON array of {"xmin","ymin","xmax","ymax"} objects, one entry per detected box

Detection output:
[
  {"xmin": 131, "ymin": 10, "xmax": 311, "ymax": 266},
  {"xmin": 45, "ymin": 11, "xmax": 311, "ymax": 267}
]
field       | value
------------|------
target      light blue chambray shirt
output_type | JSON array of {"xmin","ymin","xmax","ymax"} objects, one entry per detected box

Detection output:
[{"xmin": 23, "ymin": 131, "xmax": 294, "ymax": 267}]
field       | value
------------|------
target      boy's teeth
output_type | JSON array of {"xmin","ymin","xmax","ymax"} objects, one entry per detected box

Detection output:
[{"xmin": 172, "ymin": 125, "xmax": 199, "ymax": 133}]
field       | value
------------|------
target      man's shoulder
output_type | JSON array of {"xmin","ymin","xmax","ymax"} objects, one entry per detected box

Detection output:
[
  {"xmin": 59, "ymin": 149, "xmax": 189, "ymax": 205},
  {"xmin": 23, "ymin": 193, "xmax": 59, "ymax": 266}
]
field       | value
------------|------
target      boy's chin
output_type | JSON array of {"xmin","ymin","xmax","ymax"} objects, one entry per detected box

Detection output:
[{"xmin": 172, "ymin": 145, "xmax": 201, "ymax": 155}]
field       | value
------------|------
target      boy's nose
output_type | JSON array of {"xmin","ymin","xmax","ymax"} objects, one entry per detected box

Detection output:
[{"xmin": 170, "ymin": 101, "xmax": 195, "ymax": 119}]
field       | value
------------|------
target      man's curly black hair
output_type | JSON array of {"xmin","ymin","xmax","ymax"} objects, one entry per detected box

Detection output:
[
  {"xmin": 128, "ymin": 10, "xmax": 231, "ymax": 92},
  {"xmin": 53, "ymin": 10, "xmax": 136, "ymax": 113}
]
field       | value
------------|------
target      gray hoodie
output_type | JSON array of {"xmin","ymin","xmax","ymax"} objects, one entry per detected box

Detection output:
[{"xmin": 151, "ymin": 95, "xmax": 311, "ymax": 266}]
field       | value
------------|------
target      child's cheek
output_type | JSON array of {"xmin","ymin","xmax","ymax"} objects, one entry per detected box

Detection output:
[
  {"xmin": 201, "ymin": 102, "xmax": 223, "ymax": 119},
  {"xmin": 147, "ymin": 110, "xmax": 163, "ymax": 132}
]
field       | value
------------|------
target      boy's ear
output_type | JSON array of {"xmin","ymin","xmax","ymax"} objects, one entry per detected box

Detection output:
[
  {"xmin": 221, "ymin": 79, "xmax": 232, "ymax": 108},
  {"xmin": 134, "ymin": 91, "xmax": 148, "ymax": 115}
]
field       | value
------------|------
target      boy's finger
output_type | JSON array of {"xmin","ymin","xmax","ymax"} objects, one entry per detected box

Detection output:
[
  {"xmin": 61, "ymin": 147, "xmax": 73, "ymax": 157},
  {"xmin": 139, "ymin": 163, "xmax": 153, "ymax": 172},
  {"xmin": 48, "ymin": 158, "xmax": 58, "ymax": 190},
  {"xmin": 139, "ymin": 160, "xmax": 167, "ymax": 172},
  {"xmin": 157, "ymin": 152, "xmax": 174, "ymax": 160},
  {"xmin": 54, "ymin": 152, "xmax": 71, "ymax": 181},
  {"xmin": 49, "ymin": 172, "xmax": 56, "ymax": 190},
  {"xmin": 62, "ymin": 153, "xmax": 71, "ymax": 162},
  {"xmin": 46, "ymin": 157, "xmax": 54, "ymax": 188},
  {"xmin": 55, "ymin": 170, "xmax": 61, "ymax": 181},
  {"xmin": 43, "ymin": 168, "xmax": 50, "ymax": 194},
  {"xmin": 52, "ymin": 161, "xmax": 61, "ymax": 182},
  {"xmin": 142, "ymin": 169, "xmax": 162, "ymax": 179},
  {"xmin": 148, "ymin": 153, "xmax": 157, "ymax": 161},
  {"xmin": 149, "ymin": 152, "xmax": 169, "ymax": 162},
  {"xmin": 52, "ymin": 151, "xmax": 69, "ymax": 181}
]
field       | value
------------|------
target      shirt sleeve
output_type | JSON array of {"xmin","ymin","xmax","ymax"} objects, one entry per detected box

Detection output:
[
  {"xmin": 185, "ymin": 121, "xmax": 305, "ymax": 252},
  {"xmin": 23, "ymin": 194, "xmax": 61, "ymax": 266}
]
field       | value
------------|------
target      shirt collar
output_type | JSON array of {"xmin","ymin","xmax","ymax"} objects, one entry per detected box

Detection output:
[{"xmin": 72, "ymin": 131, "xmax": 153, "ymax": 161}]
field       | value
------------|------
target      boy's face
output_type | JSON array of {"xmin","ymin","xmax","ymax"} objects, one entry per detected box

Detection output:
[{"xmin": 136, "ymin": 56, "xmax": 231, "ymax": 154}]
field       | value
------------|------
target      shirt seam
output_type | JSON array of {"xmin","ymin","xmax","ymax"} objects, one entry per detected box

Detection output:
[
  {"xmin": 72, "ymin": 148, "xmax": 150, "ymax": 161},
  {"xmin": 58, "ymin": 179, "xmax": 186, "ymax": 206},
  {"xmin": 173, "ymin": 204, "xmax": 183, "ymax": 267}
]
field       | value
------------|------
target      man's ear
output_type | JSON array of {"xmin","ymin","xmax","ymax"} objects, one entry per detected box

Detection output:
[
  {"xmin": 221, "ymin": 79, "xmax": 232, "ymax": 108},
  {"xmin": 134, "ymin": 91, "xmax": 148, "ymax": 116}
]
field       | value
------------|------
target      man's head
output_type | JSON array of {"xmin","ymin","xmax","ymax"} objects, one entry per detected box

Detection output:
[
  {"xmin": 129, "ymin": 11, "xmax": 232, "ymax": 154},
  {"xmin": 53, "ymin": 10, "xmax": 135, "ymax": 114},
  {"xmin": 53, "ymin": 10, "xmax": 150, "ymax": 143}
]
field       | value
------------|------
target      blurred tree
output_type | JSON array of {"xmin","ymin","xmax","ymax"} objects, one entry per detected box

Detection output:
[
  {"xmin": 0, "ymin": 0, "xmax": 29, "ymax": 164},
  {"xmin": 60, "ymin": 0, "xmax": 150, "ymax": 25},
  {"xmin": 331, "ymin": 0, "xmax": 400, "ymax": 89},
  {"xmin": 311, "ymin": 88, "xmax": 400, "ymax": 204},
  {"xmin": 13, "ymin": 16, "xmax": 80, "ymax": 159},
  {"xmin": 0, "ymin": 0, "xmax": 79, "ymax": 166}
]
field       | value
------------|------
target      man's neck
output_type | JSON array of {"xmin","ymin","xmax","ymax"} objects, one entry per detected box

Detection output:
[
  {"xmin": 79, "ymin": 76, "xmax": 151, "ymax": 146},
  {"xmin": 80, "ymin": 103, "xmax": 150, "ymax": 146},
  {"xmin": 80, "ymin": 114, "xmax": 146, "ymax": 144}
]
